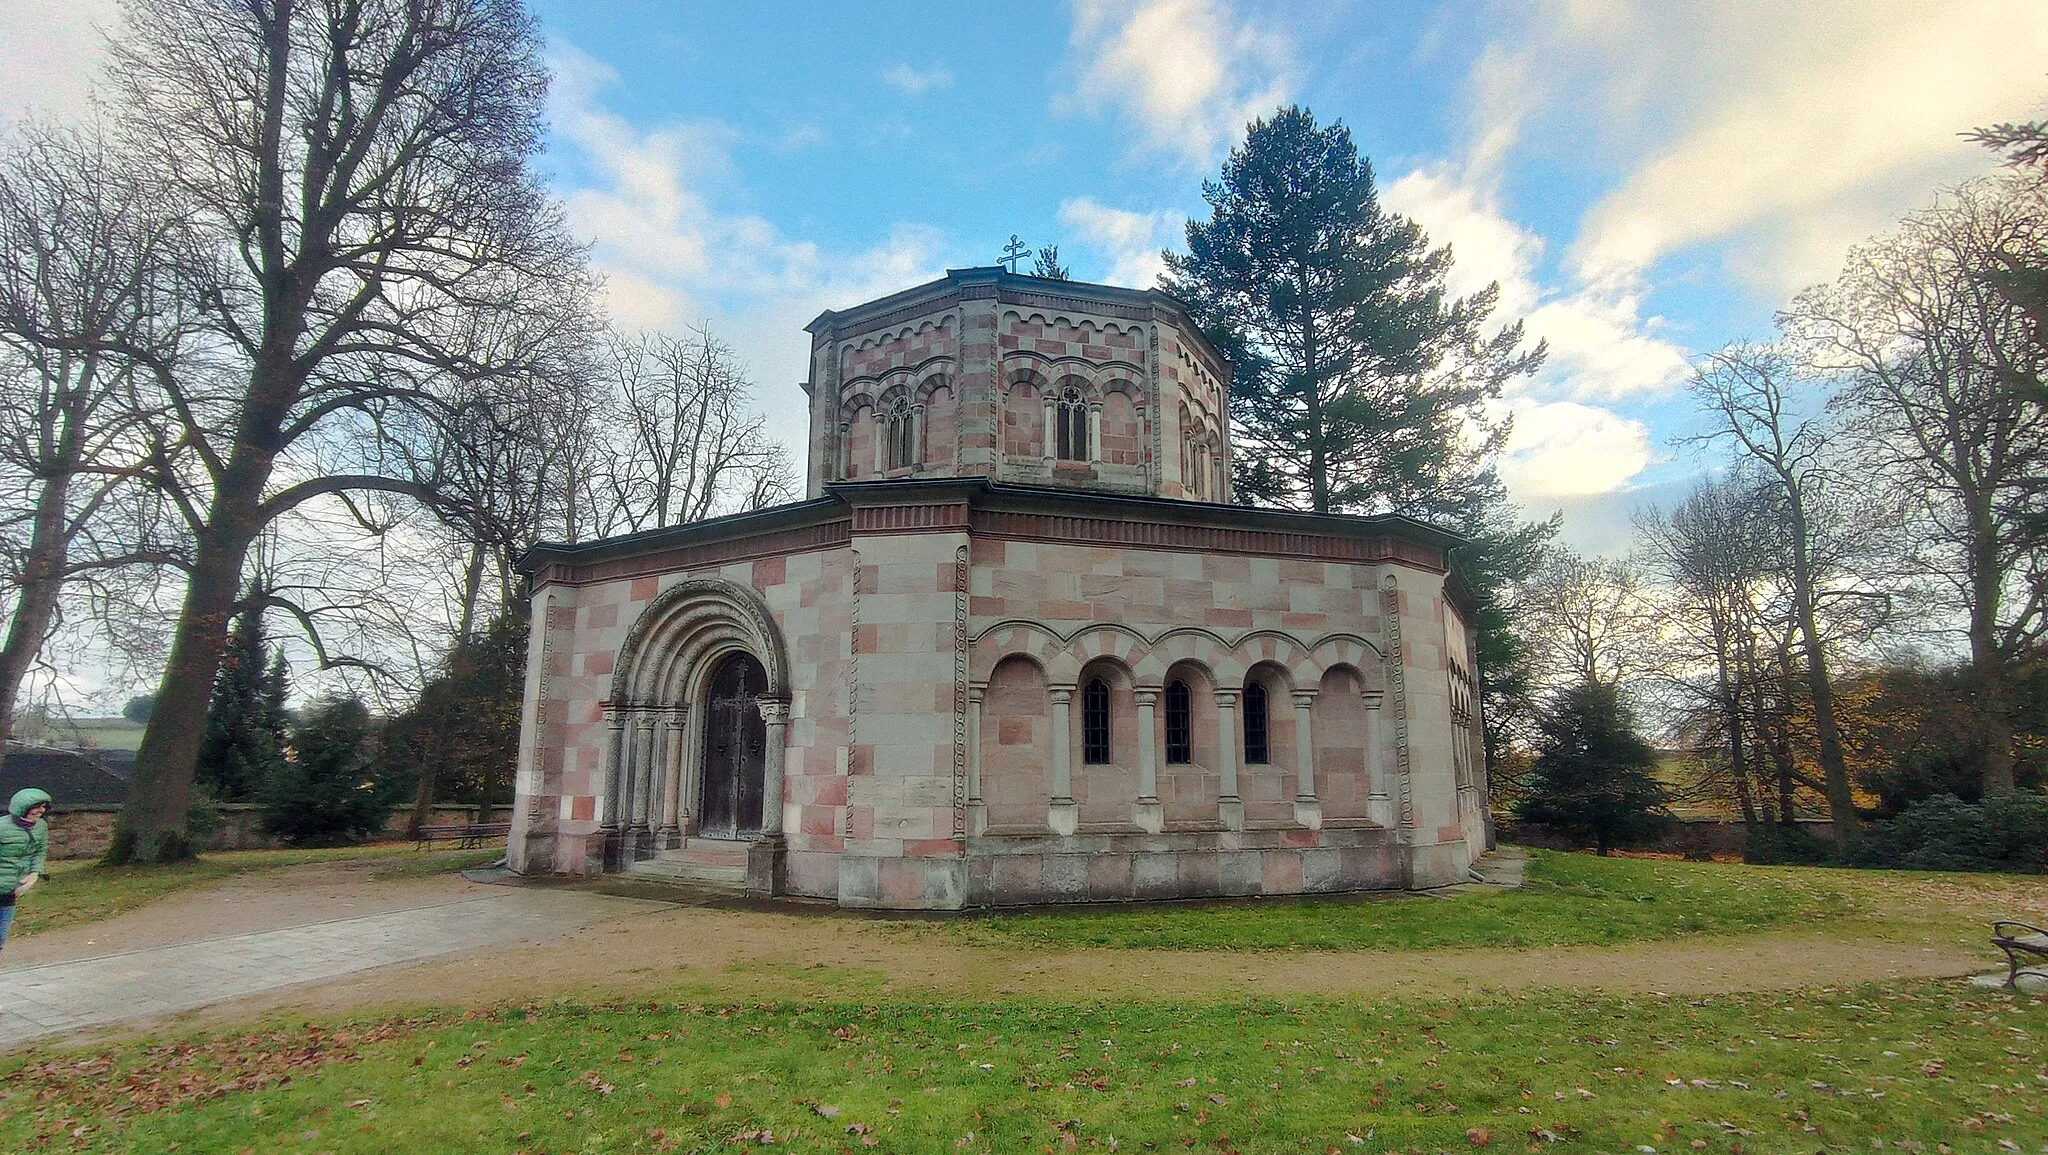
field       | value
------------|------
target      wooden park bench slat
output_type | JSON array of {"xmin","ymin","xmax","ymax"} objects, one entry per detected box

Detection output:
[
  {"xmin": 413, "ymin": 821, "xmax": 511, "ymax": 850},
  {"xmin": 1991, "ymin": 920, "xmax": 2048, "ymax": 988}
]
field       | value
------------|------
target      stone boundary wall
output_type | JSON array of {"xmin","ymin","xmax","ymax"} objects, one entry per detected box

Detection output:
[
  {"xmin": 44, "ymin": 803, "xmax": 512, "ymax": 861},
  {"xmin": 1503, "ymin": 818, "xmax": 1835, "ymax": 857}
]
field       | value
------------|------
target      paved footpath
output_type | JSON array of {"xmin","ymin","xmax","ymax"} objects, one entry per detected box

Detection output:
[{"xmin": 0, "ymin": 889, "xmax": 666, "ymax": 1049}]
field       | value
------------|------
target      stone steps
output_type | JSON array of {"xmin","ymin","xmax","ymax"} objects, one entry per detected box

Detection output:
[{"xmin": 620, "ymin": 839, "xmax": 750, "ymax": 889}]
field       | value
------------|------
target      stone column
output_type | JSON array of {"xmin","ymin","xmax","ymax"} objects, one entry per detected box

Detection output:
[
  {"xmin": 1292, "ymin": 691, "xmax": 1322, "ymax": 831},
  {"xmin": 1087, "ymin": 403, "xmax": 1103, "ymax": 463},
  {"xmin": 1215, "ymin": 688, "xmax": 1242, "ymax": 831},
  {"xmin": 967, "ymin": 685, "xmax": 986, "ymax": 836},
  {"xmin": 1042, "ymin": 397, "xmax": 1057, "ymax": 462},
  {"xmin": 748, "ymin": 698, "xmax": 791, "ymax": 896},
  {"xmin": 1363, "ymin": 690, "xmax": 1393, "ymax": 828},
  {"xmin": 658, "ymin": 707, "xmax": 686, "ymax": 849},
  {"xmin": 598, "ymin": 706, "xmax": 627, "ymax": 870},
  {"xmin": 629, "ymin": 710, "xmax": 657, "ymax": 859},
  {"xmin": 1133, "ymin": 689, "xmax": 1163, "ymax": 834},
  {"xmin": 1048, "ymin": 685, "xmax": 1078, "ymax": 836},
  {"xmin": 759, "ymin": 698, "xmax": 789, "ymax": 838}
]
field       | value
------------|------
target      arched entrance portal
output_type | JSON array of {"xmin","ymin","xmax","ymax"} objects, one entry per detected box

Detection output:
[{"xmin": 699, "ymin": 652, "xmax": 769, "ymax": 839}]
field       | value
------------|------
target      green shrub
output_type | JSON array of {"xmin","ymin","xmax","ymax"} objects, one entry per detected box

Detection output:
[
  {"xmin": 259, "ymin": 696, "xmax": 402, "ymax": 846},
  {"xmin": 1847, "ymin": 792, "xmax": 2048, "ymax": 873},
  {"xmin": 1743, "ymin": 822, "xmax": 1834, "ymax": 865}
]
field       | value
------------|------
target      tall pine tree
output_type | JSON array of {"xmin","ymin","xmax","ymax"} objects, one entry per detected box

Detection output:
[
  {"xmin": 194, "ymin": 610, "xmax": 287, "ymax": 802},
  {"xmin": 1162, "ymin": 105, "xmax": 1544, "ymax": 521},
  {"xmin": 1513, "ymin": 681, "xmax": 1674, "ymax": 855},
  {"xmin": 1164, "ymin": 105, "xmax": 1557, "ymax": 758}
]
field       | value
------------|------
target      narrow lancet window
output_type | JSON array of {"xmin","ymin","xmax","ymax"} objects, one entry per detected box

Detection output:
[
  {"xmin": 1056, "ymin": 386, "xmax": 1088, "ymax": 461},
  {"xmin": 1243, "ymin": 681, "xmax": 1269, "ymax": 764},
  {"xmin": 1164, "ymin": 679, "xmax": 1192, "ymax": 764},
  {"xmin": 1082, "ymin": 677, "xmax": 1111, "ymax": 764},
  {"xmin": 885, "ymin": 401, "xmax": 916, "ymax": 470}
]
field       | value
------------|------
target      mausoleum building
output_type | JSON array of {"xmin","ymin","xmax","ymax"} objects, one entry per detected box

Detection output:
[{"xmin": 508, "ymin": 267, "xmax": 1490, "ymax": 908}]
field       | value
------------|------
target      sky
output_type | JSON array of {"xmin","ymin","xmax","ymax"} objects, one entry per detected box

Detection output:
[{"xmin": 5, "ymin": 0, "xmax": 2047, "ymax": 554}]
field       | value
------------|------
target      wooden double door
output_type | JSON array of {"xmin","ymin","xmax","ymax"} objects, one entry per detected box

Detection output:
[{"xmin": 698, "ymin": 652, "xmax": 767, "ymax": 839}]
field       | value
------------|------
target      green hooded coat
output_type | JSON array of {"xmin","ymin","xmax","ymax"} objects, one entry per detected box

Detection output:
[{"xmin": 0, "ymin": 787, "xmax": 50, "ymax": 895}]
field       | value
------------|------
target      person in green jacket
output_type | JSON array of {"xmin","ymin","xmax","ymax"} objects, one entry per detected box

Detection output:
[{"xmin": 0, "ymin": 787, "xmax": 50, "ymax": 952}]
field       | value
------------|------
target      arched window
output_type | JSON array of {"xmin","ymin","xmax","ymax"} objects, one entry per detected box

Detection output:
[
  {"xmin": 1082, "ymin": 677, "xmax": 1111, "ymax": 764},
  {"xmin": 1243, "ymin": 681, "xmax": 1269, "ymax": 764},
  {"xmin": 1164, "ymin": 680, "xmax": 1192, "ymax": 764},
  {"xmin": 884, "ymin": 400, "xmax": 917, "ymax": 470},
  {"xmin": 1056, "ymin": 386, "xmax": 1088, "ymax": 461}
]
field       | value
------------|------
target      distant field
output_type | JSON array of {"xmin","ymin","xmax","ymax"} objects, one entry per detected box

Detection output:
[{"xmin": 50, "ymin": 718, "xmax": 144, "ymax": 751}]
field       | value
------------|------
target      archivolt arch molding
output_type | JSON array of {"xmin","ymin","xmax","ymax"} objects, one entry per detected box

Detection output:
[
  {"xmin": 609, "ymin": 578, "xmax": 791, "ymax": 709},
  {"xmin": 971, "ymin": 619, "xmax": 1069, "ymax": 684},
  {"xmin": 1308, "ymin": 633, "xmax": 1387, "ymax": 696},
  {"xmin": 1131, "ymin": 628, "xmax": 1239, "ymax": 689},
  {"xmin": 1232, "ymin": 630, "xmax": 1321, "ymax": 691}
]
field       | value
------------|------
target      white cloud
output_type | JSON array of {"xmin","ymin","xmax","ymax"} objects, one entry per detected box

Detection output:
[
  {"xmin": 1381, "ymin": 165, "xmax": 1691, "ymax": 402},
  {"xmin": 1489, "ymin": 1, "xmax": 2048, "ymax": 295},
  {"xmin": 1496, "ymin": 398, "xmax": 1654, "ymax": 501},
  {"xmin": 0, "ymin": 0, "xmax": 119, "ymax": 126},
  {"xmin": 880, "ymin": 63, "xmax": 954, "ymax": 95},
  {"xmin": 1057, "ymin": 197, "xmax": 1180, "ymax": 288},
  {"xmin": 1066, "ymin": 0, "xmax": 1289, "ymax": 167},
  {"xmin": 549, "ymin": 41, "xmax": 951, "ymax": 454}
]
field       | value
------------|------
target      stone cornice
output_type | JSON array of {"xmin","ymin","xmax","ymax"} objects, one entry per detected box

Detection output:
[
  {"xmin": 806, "ymin": 267, "xmax": 1230, "ymax": 380},
  {"xmin": 520, "ymin": 478, "xmax": 1463, "ymax": 588}
]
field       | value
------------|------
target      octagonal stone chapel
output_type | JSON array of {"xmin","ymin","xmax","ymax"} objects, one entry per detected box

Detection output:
[{"xmin": 508, "ymin": 267, "xmax": 1490, "ymax": 908}]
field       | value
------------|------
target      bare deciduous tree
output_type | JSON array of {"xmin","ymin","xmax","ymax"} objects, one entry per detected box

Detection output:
[
  {"xmin": 594, "ymin": 326, "xmax": 795, "ymax": 536},
  {"xmin": 1791, "ymin": 177, "xmax": 2048, "ymax": 797},
  {"xmin": 1638, "ymin": 474, "xmax": 1781, "ymax": 829},
  {"xmin": 1518, "ymin": 547, "xmax": 1651, "ymax": 691},
  {"xmin": 0, "ymin": 122, "xmax": 190, "ymax": 764},
  {"xmin": 102, "ymin": 0, "xmax": 595, "ymax": 863},
  {"xmin": 1687, "ymin": 344, "xmax": 1863, "ymax": 847}
]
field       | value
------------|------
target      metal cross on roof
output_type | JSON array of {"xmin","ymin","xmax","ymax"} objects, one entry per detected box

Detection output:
[{"xmin": 1000, "ymin": 234, "xmax": 1029, "ymax": 273}]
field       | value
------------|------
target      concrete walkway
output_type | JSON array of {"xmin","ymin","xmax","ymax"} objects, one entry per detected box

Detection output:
[{"xmin": 0, "ymin": 889, "xmax": 665, "ymax": 1049}]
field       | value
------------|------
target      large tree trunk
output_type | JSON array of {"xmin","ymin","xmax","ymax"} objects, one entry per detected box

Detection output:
[
  {"xmin": 107, "ymin": 521, "xmax": 255, "ymax": 862},
  {"xmin": 0, "ymin": 469, "xmax": 75, "ymax": 767},
  {"xmin": 455, "ymin": 540, "xmax": 487, "ymax": 641},
  {"xmin": 0, "ymin": 361, "xmax": 93, "ymax": 768},
  {"xmin": 409, "ymin": 758, "xmax": 440, "ymax": 839},
  {"xmin": 1785, "ymin": 501, "xmax": 1857, "ymax": 849},
  {"xmin": 1978, "ymin": 658, "xmax": 2016, "ymax": 797},
  {"xmin": 1970, "ymin": 512, "xmax": 2015, "ymax": 796},
  {"xmin": 110, "ymin": 345, "xmax": 291, "ymax": 863}
]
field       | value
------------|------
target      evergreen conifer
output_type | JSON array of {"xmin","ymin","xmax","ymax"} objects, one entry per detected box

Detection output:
[
  {"xmin": 194, "ymin": 610, "xmax": 287, "ymax": 801},
  {"xmin": 1513, "ymin": 681, "xmax": 1674, "ymax": 855},
  {"xmin": 261, "ymin": 696, "xmax": 399, "ymax": 845}
]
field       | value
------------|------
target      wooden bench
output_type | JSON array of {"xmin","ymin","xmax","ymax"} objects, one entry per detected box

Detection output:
[
  {"xmin": 413, "ymin": 821, "xmax": 511, "ymax": 850},
  {"xmin": 1992, "ymin": 921, "xmax": 2048, "ymax": 988}
]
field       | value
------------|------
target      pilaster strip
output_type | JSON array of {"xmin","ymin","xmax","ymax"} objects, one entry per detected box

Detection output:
[
  {"xmin": 845, "ymin": 548, "xmax": 861, "ymax": 839},
  {"xmin": 1382, "ymin": 574, "xmax": 1414, "ymax": 834},
  {"xmin": 952, "ymin": 543, "xmax": 970, "ymax": 842}
]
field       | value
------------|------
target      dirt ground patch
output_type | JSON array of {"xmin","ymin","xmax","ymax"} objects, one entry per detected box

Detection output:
[
  {"xmin": 10, "ymin": 859, "xmax": 2010, "ymax": 1044},
  {"xmin": 3, "ymin": 859, "xmax": 491, "ymax": 968},
  {"xmin": 173, "ymin": 897, "xmax": 1993, "ymax": 1035}
]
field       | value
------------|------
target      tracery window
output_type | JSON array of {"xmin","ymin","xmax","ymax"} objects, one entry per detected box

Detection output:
[
  {"xmin": 884, "ymin": 400, "xmax": 917, "ymax": 470},
  {"xmin": 1056, "ymin": 386, "xmax": 1088, "ymax": 461},
  {"xmin": 1243, "ymin": 681, "xmax": 1269, "ymax": 764},
  {"xmin": 1082, "ymin": 677, "xmax": 1111, "ymax": 764},
  {"xmin": 1164, "ymin": 679, "xmax": 1192, "ymax": 764}
]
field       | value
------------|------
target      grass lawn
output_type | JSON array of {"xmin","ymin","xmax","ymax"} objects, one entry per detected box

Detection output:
[
  {"xmin": 2, "ymin": 979, "xmax": 2042, "ymax": 1152},
  {"xmin": 921, "ymin": 850, "xmax": 1883, "ymax": 952},
  {"xmin": 19, "ymin": 844, "xmax": 502, "ymax": 937}
]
